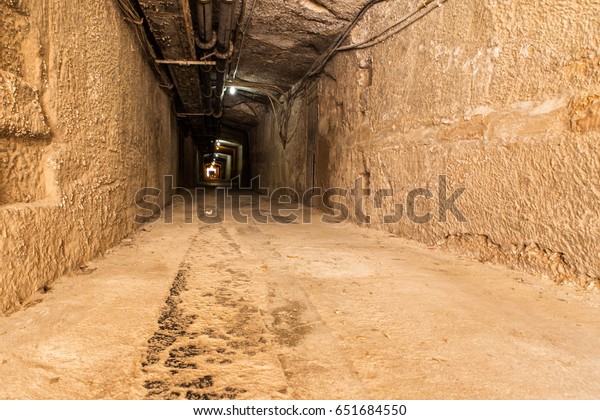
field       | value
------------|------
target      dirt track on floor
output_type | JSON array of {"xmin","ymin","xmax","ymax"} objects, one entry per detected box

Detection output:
[{"xmin": 1, "ymin": 196, "xmax": 600, "ymax": 399}]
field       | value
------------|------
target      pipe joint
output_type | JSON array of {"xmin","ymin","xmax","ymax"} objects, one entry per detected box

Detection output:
[
  {"xmin": 196, "ymin": 32, "xmax": 217, "ymax": 50},
  {"xmin": 215, "ymin": 42, "xmax": 234, "ymax": 60}
]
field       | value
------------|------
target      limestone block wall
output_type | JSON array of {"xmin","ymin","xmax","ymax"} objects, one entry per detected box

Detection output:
[
  {"xmin": 250, "ymin": 0, "xmax": 600, "ymax": 289},
  {"xmin": 0, "ymin": 0, "xmax": 178, "ymax": 313}
]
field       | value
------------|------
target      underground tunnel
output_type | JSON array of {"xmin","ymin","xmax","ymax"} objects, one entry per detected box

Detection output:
[{"xmin": 1, "ymin": 0, "xmax": 600, "ymax": 403}]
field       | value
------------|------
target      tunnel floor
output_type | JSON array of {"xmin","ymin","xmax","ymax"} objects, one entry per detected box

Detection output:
[{"xmin": 1, "ymin": 194, "xmax": 600, "ymax": 399}]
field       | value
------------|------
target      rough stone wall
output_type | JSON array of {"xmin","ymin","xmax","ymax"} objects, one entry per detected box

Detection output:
[
  {"xmin": 250, "ymin": 0, "xmax": 600, "ymax": 289},
  {"xmin": 0, "ymin": 0, "xmax": 178, "ymax": 313},
  {"xmin": 250, "ymin": 94, "xmax": 309, "ymax": 193}
]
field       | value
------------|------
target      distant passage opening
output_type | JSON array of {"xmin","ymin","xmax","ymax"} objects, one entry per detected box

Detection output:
[{"xmin": 195, "ymin": 138, "xmax": 245, "ymax": 186}]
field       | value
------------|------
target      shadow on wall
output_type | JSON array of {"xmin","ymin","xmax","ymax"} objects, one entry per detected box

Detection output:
[{"xmin": 0, "ymin": 3, "xmax": 52, "ymax": 207}]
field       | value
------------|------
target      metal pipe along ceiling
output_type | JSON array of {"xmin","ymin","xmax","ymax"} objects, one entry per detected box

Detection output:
[
  {"xmin": 197, "ymin": 0, "xmax": 213, "ymax": 43},
  {"xmin": 214, "ymin": 0, "xmax": 237, "ymax": 118},
  {"xmin": 196, "ymin": 0, "xmax": 215, "ymax": 115},
  {"xmin": 217, "ymin": 0, "xmax": 235, "ymax": 51}
]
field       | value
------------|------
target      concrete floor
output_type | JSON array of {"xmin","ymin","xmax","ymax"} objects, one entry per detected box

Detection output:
[{"xmin": 1, "ymin": 195, "xmax": 600, "ymax": 399}]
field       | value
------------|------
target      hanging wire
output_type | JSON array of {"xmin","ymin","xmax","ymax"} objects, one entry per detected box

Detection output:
[
  {"xmin": 232, "ymin": 0, "xmax": 449, "ymax": 148},
  {"xmin": 274, "ymin": 0, "xmax": 449, "ymax": 147},
  {"xmin": 114, "ymin": 0, "xmax": 174, "ymax": 90},
  {"xmin": 336, "ymin": 0, "xmax": 447, "ymax": 51},
  {"xmin": 265, "ymin": 0, "xmax": 389, "ymax": 147},
  {"xmin": 232, "ymin": 0, "xmax": 259, "ymax": 80},
  {"xmin": 299, "ymin": 0, "xmax": 388, "ymax": 85}
]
